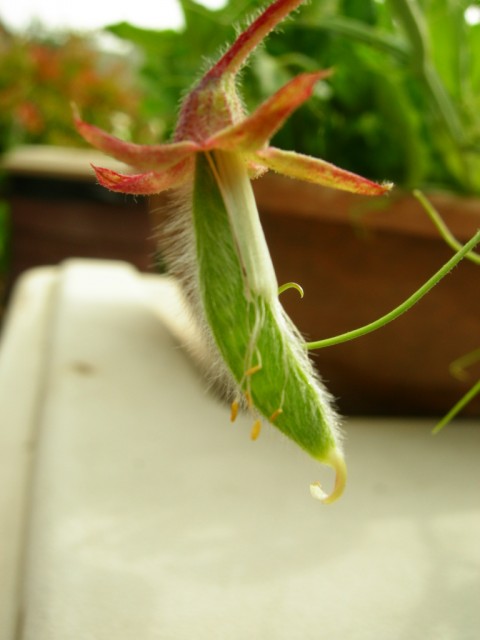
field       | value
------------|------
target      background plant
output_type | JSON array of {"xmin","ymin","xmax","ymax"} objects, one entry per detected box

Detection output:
[
  {"xmin": 0, "ymin": 22, "xmax": 148, "ymax": 152},
  {"xmin": 106, "ymin": 0, "xmax": 480, "ymax": 194}
]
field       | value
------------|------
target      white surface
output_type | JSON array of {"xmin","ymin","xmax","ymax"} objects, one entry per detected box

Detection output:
[
  {"xmin": 0, "ymin": 268, "xmax": 59, "ymax": 640},
  {"xmin": 1, "ymin": 146, "xmax": 129, "ymax": 181},
  {"xmin": 0, "ymin": 260, "xmax": 479, "ymax": 640}
]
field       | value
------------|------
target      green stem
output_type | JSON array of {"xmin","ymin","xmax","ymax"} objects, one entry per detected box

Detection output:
[
  {"xmin": 432, "ymin": 379, "xmax": 480, "ymax": 434},
  {"xmin": 413, "ymin": 190, "xmax": 480, "ymax": 266},
  {"xmin": 450, "ymin": 347, "xmax": 480, "ymax": 382},
  {"xmin": 305, "ymin": 230, "xmax": 480, "ymax": 350}
]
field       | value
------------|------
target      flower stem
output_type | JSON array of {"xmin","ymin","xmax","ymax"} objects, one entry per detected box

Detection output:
[
  {"xmin": 432, "ymin": 379, "xmax": 480, "ymax": 434},
  {"xmin": 305, "ymin": 230, "xmax": 480, "ymax": 350},
  {"xmin": 450, "ymin": 347, "xmax": 480, "ymax": 381},
  {"xmin": 414, "ymin": 190, "xmax": 480, "ymax": 266}
]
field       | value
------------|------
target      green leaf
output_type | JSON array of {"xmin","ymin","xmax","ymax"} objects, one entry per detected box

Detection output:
[{"xmin": 426, "ymin": 0, "xmax": 468, "ymax": 100}]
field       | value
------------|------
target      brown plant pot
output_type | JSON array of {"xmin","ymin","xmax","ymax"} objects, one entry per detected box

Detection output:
[
  {"xmin": 5, "ymin": 147, "xmax": 479, "ymax": 417},
  {"xmin": 252, "ymin": 174, "xmax": 480, "ymax": 417},
  {"xmin": 3, "ymin": 146, "xmax": 154, "ymax": 297}
]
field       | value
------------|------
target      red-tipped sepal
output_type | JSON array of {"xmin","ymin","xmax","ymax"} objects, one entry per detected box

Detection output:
[
  {"xmin": 207, "ymin": 0, "xmax": 306, "ymax": 78},
  {"xmin": 205, "ymin": 71, "xmax": 331, "ymax": 152},
  {"xmin": 92, "ymin": 158, "xmax": 193, "ymax": 195},
  {"xmin": 254, "ymin": 147, "xmax": 393, "ymax": 195},
  {"xmin": 74, "ymin": 108, "xmax": 198, "ymax": 171}
]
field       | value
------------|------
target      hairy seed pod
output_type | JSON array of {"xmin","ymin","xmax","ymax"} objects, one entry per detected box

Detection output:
[{"xmin": 191, "ymin": 151, "xmax": 346, "ymax": 502}]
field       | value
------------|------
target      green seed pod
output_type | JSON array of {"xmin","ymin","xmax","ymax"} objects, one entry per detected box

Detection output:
[
  {"xmin": 188, "ymin": 151, "xmax": 346, "ymax": 502},
  {"xmin": 74, "ymin": 0, "xmax": 397, "ymax": 503}
]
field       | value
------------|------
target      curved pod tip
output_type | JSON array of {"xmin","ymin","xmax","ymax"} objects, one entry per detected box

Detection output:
[{"xmin": 310, "ymin": 448, "xmax": 347, "ymax": 504}]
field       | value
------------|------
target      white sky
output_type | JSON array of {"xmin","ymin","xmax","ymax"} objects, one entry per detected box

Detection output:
[
  {"xmin": 3, "ymin": 1, "xmax": 480, "ymax": 32},
  {"xmin": 1, "ymin": 0, "xmax": 227, "ymax": 32}
]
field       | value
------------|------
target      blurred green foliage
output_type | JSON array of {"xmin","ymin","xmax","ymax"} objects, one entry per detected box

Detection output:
[
  {"xmin": 1, "ymin": 1, "xmax": 478, "ymax": 194},
  {"xmin": 106, "ymin": 0, "xmax": 480, "ymax": 194}
]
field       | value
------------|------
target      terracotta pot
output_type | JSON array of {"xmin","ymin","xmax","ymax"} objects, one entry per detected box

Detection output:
[
  {"xmin": 3, "ymin": 146, "xmax": 154, "ymax": 296},
  {"xmin": 5, "ymin": 147, "xmax": 478, "ymax": 417},
  {"xmin": 252, "ymin": 174, "xmax": 480, "ymax": 417}
]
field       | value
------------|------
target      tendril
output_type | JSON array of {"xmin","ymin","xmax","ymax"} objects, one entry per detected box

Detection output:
[{"xmin": 278, "ymin": 282, "xmax": 304, "ymax": 298}]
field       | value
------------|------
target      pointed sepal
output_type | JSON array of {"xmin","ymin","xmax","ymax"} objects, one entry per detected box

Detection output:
[
  {"xmin": 74, "ymin": 107, "xmax": 198, "ymax": 171},
  {"xmin": 207, "ymin": 0, "xmax": 306, "ymax": 78},
  {"xmin": 92, "ymin": 158, "xmax": 192, "ymax": 194},
  {"xmin": 255, "ymin": 147, "xmax": 393, "ymax": 195},
  {"xmin": 206, "ymin": 71, "xmax": 331, "ymax": 152}
]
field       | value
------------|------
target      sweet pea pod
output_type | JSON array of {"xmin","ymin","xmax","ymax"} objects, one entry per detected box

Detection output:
[
  {"xmin": 192, "ymin": 151, "xmax": 345, "ymax": 502},
  {"xmin": 75, "ymin": 0, "xmax": 393, "ymax": 502},
  {"xmin": 74, "ymin": 0, "xmax": 480, "ymax": 502}
]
